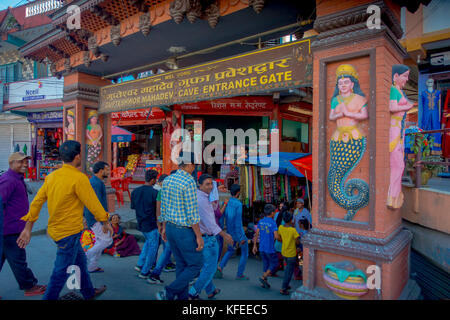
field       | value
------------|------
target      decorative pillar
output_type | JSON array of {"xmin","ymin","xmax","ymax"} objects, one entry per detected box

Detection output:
[
  {"xmin": 292, "ymin": 0, "xmax": 421, "ymax": 300},
  {"xmin": 62, "ymin": 71, "xmax": 116, "ymax": 211}
]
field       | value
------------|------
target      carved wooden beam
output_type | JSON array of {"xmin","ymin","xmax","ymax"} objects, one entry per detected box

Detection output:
[
  {"xmin": 139, "ymin": 11, "xmax": 151, "ymax": 36},
  {"xmin": 65, "ymin": 35, "xmax": 88, "ymax": 51},
  {"xmin": 130, "ymin": 0, "xmax": 149, "ymax": 13},
  {"xmin": 90, "ymin": 5, "xmax": 119, "ymax": 26},
  {"xmin": 248, "ymin": 0, "xmax": 266, "ymax": 14},
  {"xmin": 88, "ymin": 35, "xmax": 101, "ymax": 57},
  {"xmin": 48, "ymin": 45, "xmax": 70, "ymax": 59}
]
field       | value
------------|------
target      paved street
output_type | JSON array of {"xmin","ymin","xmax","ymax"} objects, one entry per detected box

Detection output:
[{"xmin": 0, "ymin": 233, "xmax": 302, "ymax": 300}]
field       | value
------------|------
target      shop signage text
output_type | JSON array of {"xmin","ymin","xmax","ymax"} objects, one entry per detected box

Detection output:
[
  {"xmin": 174, "ymin": 97, "xmax": 274, "ymax": 113},
  {"xmin": 8, "ymin": 77, "xmax": 64, "ymax": 104},
  {"xmin": 111, "ymin": 107, "xmax": 166, "ymax": 121},
  {"xmin": 100, "ymin": 39, "xmax": 312, "ymax": 113},
  {"xmin": 27, "ymin": 111, "xmax": 63, "ymax": 123}
]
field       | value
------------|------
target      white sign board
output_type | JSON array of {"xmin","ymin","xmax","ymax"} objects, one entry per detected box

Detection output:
[{"xmin": 8, "ymin": 77, "xmax": 64, "ymax": 104}]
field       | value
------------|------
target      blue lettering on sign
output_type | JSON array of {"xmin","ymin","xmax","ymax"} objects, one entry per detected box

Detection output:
[
  {"xmin": 25, "ymin": 89, "xmax": 39, "ymax": 95},
  {"xmin": 23, "ymin": 95, "xmax": 45, "ymax": 101}
]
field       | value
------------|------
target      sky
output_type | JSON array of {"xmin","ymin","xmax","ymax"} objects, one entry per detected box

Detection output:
[{"xmin": 0, "ymin": 0, "xmax": 32, "ymax": 11}]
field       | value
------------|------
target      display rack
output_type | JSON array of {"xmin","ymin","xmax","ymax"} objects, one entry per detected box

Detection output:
[{"xmin": 38, "ymin": 160, "xmax": 62, "ymax": 180}]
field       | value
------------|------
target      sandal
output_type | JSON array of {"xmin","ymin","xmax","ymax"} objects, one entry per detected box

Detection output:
[
  {"xmin": 280, "ymin": 289, "xmax": 290, "ymax": 295},
  {"xmin": 259, "ymin": 277, "xmax": 270, "ymax": 289},
  {"xmin": 208, "ymin": 288, "xmax": 221, "ymax": 299},
  {"xmin": 89, "ymin": 267, "xmax": 104, "ymax": 273}
]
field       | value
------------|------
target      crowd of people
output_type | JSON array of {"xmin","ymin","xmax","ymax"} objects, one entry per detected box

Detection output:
[{"xmin": 0, "ymin": 141, "xmax": 311, "ymax": 300}]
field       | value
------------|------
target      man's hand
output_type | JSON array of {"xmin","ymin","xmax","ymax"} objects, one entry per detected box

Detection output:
[
  {"xmin": 160, "ymin": 225, "xmax": 167, "ymax": 242},
  {"xmin": 222, "ymin": 232, "xmax": 233, "ymax": 247},
  {"xmin": 17, "ymin": 228, "xmax": 31, "ymax": 249},
  {"xmin": 196, "ymin": 236, "xmax": 204, "ymax": 252},
  {"xmin": 102, "ymin": 222, "xmax": 113, "ymax": 236},
  {"xmin": 252, "ymin": 245, "xmax": 258, "ymax": 255}
]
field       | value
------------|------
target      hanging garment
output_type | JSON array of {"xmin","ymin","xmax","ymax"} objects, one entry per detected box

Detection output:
[
  {"xmin": 239, "ymin": 165, "xmax": 246, "ymax": 203},
  {"xmin": 443, "ymin": 90, "xmax": 450, "ymax": 158},
  {"xmin": 245, "ymin": 165, "xmax": 250, "ymax": 206},
  {"xmin": 280, "ymin": 174, "xmax": 285, "ymax": 200},
  {"xmin": 272, "ymin": 175, "xmax": 278, "ymax": 202},
  {"xmin": 420, "ymin": 89, "xmax": 442, "ymax": 151},
  {"xmin": 263, "ymin": 175, "xmax": 272, "ymax": 203}
]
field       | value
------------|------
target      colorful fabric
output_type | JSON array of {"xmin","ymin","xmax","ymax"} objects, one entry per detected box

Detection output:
[
  {"xmin": 278, "ymin": 225, "xmax": 299, "ymax": 258},
  {"xmin": 420, "ymin": 89, "xmax": 441, "ymax": 151},
  {"xmin": 23, "ymin": 164, "xmax": 109, "ymax": 242},
  {"xmin": 80, "ymin": 229, "xmax": 96, "ymax": 252},
  {"xmin": 159, "ymin": 169, "xmax": 200, "ymax": 227},
  {"xmin": 443, "ymin": 90, "xmax": 450, "ymax": 158}
]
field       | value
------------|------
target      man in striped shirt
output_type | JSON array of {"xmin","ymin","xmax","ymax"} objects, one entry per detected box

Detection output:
[{"xmin": 156, "ymin": 152, "xmax": 204, "ymax": 300}]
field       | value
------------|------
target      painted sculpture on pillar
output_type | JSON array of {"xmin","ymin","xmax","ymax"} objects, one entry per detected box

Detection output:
[
  {"xmin": 327, "ymin": 64, "xmax": 370, "ymax": 220},
  {"xmin": 65, "ymin": 110, "xmax": 75, "ymax": 141},
  {"xmin": 86, "ymin": 111, "xmax": 103, "ymax": 174},
  {"xmin": 323, "ymin": 261, "xmax": 368, "ymax": 300},
  {"xmin": 443, "ymin": 90, "xmax": 450, "ymax": 161},
  {"xmin": 420, "ymin": 78, "xmax": 441, "ymax": 152},
  {"xmin": 387, "ymin": 65, "xmax": 415, "ymax": 209}
]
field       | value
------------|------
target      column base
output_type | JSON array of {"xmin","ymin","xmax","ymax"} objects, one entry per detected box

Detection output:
[{"xmin": 291, "ymin": 279, "xmax": 422, "ymax": 300}]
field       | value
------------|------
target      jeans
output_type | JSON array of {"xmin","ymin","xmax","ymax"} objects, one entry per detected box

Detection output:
[
  {"xmin": 216, "ymin": 235, "xmax": 223, "ymax": 263},
  {"xmin": 137, "ymin": 228, "xmax": 159, "ymax": 275},
  {"xmin": 282, "ymin": 256, "xmax": 297, "ymax": 290},
  {"xmin": 260, "ymin": 251, "xmax": 278, "ymax": 274},
  {"xmin": 165, "ymin": 223, "xmax": 203, "ymax": 300},
  {"xmin": 189, "ymin": 235, "xmax": 218, "ymax": 296},
  {"xmin": 44, "ymin": 232, "xmax": 95, "ymax": 300},
  {"xmin": 0, "ymin": 198, "xmax": 3, "ymax": 271},
  {"xmin": 152, "ymin": 239, "xmax": 172, "ymax": 276},
  {"xmin": 219, "ymin": 241, "xmax": 248, "ymax": 277},
  {"xmin": 0, "ymin": 234, "xmax": 38, "ymax": 290}
]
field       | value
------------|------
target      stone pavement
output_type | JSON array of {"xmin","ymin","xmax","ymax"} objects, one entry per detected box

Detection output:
[{"xmin": 0, "ymin": 233, "xmax": 302, "ymax": 300}]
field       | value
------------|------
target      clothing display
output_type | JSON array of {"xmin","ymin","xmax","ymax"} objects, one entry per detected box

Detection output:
[
  {"xmin": 443, "ymin": 90, "xmax": 450, "ymax": 158},
  {"xmin": 420, "ymin": 88, "xmax": 441, "ymax": 151}
]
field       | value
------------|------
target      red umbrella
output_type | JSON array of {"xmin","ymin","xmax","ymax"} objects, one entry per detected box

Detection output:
[{"xmin": 290, "ymin": 154, "xmax": 312, "ymax": 182}]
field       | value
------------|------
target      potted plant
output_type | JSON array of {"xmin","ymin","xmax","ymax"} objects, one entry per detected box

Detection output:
[{"xmin": 405, "ymin": 133, "xmax": 442, "ymax": 185}]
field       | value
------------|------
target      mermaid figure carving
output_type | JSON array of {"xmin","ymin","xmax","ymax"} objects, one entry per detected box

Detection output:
[{"xmin": 327, "ymin": 64, "xmax": 370, "ymax": 220}]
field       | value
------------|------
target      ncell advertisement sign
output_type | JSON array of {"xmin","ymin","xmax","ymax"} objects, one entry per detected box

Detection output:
[{"xmin": 8, "ymin": 77, "xmax": 64, "ymax": 104}]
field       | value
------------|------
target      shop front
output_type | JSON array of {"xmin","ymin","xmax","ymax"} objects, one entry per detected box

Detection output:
[{"xmin": 27, "ymin": 110, "xmax": 63, "ymax": 180}]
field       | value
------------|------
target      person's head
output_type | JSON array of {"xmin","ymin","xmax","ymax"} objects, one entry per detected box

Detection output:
[
  {"xmin": 145, "ymin": 169, "xmax": 159, "ymax": 185},
  {"xmin": 177, "ymin": 152, "xmax": 196, "ymax": 174},
  {"xmin": 333, "ymin": 64, "xmax": 365, "ymax": 99},
  {"xmin": 8, "ymin": 152, "xmax": 31, "ymax": 174},
  {"xmin": 110, "ymin": 214, "xmax": 121, "ymax": 224},
  {"xmin": 392, "ymin": 64, "xmax": 410, "ymax": 89},
  {"xmin": 299, "ymin": 218, "xmax": 310, "ymax": 231},
  {"xmin": 93, "ymin": 161, "xmax": 109, "ymax": 179},
  {"xmin": 283, "ymin": 211, "xmax": 294, "ymax": 225},
  {"xmin": 295, "ymin": 198, "xmax": 304, "ymax": 209},
  {"xmin": 230, "ymin": 184, "xmax": 241, "ymax": 198},
  {"xmin": 426, "ymin": 78, "xmax": 434, "ymax": 88},
  {"xmin": 198, "ymin": 174, "xmax": 213, "ymax": 194},
  {"xmin": 67, "ymin": 110, "xmax": 74, "ymax": 124},
  {"xmin": 263, "ymin": 204, "xmax": 276, "ymax": 218},
  {"xmin": 88, "ymin": 111, "xmax": 98, "ymax": 125},
  {"xmin": 170, "ymin": 170, "xmax": 178, "ymax": 175},
  {"xmin": 158, "ymin": 173, "xmax": 168, "ymax": 185},
  {"xmin": 278, "ymin": 201, "xmax": 285, "ymax": 211},
  {"xmin": 59, "ymin": 140, "xmax": 82, "ymax": 167}
]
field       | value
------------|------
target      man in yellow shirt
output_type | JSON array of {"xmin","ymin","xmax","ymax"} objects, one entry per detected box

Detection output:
[
  {"xmin": 17, "ymin": 141, "xmax": 111, "ymax": 300},
  {"xmin": 277, "ymin": 211, "xmax": 300, "ymax": 296}
]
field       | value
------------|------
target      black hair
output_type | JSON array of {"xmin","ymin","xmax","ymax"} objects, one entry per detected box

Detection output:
[
  {"xmin": 93, "ymin": 161, "xmax": 109, "ymax": 174},
  {"xmin": 110, "ymin": 214, "xmax": 121, "ymax": 222},
  {"xmin": 263, "ymin": 204, "xmax": 276, "ymax": 216},
  {"xmin": 283, "ymin": 211, "xmax": 293, "ymax": 224},
  {"xmin": 198, "ymin": 173, "xmax": 213, "ymax": 186},
  {"xmin": 170, "ymin": 170, "xmax": 178, "ymax": 175},
  {"xmin": 158, "ymin": 174, "xmax": 168, "ymax": 183},
  {"xmin": 177, "ymin": 151, "xmax": 196, "ymax": 166},
  {"xmin": 230, "ymin": 184, "xmax": 241, "ymax": 196},
  {"xmin": 276, "ymin": 204, "xmax": 290, "ymax": 226},
  {"xmin": 59, "ymin": 140, "xmax": 81, "ymax": 163},
  {"xmin": 145, "ymin": 169, "xmax": 159, "ymax": 183},
  {"xmin": 299, "ymin": 218, "xmax": 310, "ymax": 231}
]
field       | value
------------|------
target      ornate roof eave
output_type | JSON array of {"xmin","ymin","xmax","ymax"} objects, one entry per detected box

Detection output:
[
  {"xmin": 51, "ymin": 0, "xmax": 107, "ymax": 26},
  {"xmin": 19, "ymin": 28, "xmax": 65, "ymax": 57}
]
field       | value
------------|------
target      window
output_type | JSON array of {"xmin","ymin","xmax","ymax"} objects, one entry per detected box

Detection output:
[
  {"xmin": 0, "ymin": 62, "xmax": 23, "ymax": 83},
  {"xmin": 282, "ymin": 119, "xmax": 308, "ymax": 143},
  {"xmin": 34, "ymin": 61, "xmax": 48, "ymax": 79}
]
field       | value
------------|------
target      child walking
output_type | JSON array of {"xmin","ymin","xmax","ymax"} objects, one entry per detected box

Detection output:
[
  {"xmin": 252, "ymin": 204, "xmax": 279, "ymax": 289},
  {"xmin": 277, "ymin": 211, "xmax": 300, "ymax": 295}
]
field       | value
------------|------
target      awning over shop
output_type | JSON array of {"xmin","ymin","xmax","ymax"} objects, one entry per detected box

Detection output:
[
  {"xmin": 290, "ymin": 154, "xmax": 312, "ymax": 182},
  {"xmin": 247, "ymin": 152, "xmax": 310, "ymax": 178},
  {"xmin": 111, "ymin": 126, "xmax": 136, "ymax": 143}
]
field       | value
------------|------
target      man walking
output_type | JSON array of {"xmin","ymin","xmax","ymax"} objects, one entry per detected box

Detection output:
[
  {"xmin": 17, "ymin": 141, "xmax": 110, "ymax": 300},
  {"xmin": 132, "ymin": 169, "xmax": 160, "ymax": 279},
  {"xmin": 216, "ymin": 184, "xmax": 249, "ymax": 280},
  {"xmin": 0, "ymin": 152, "xmax": 46, "ymax": 297},
  {"xmin": 188, "ymin": 174, "xmax": 233, "ymax": 300},
  {"xmin": 84, "ymin": 161, "xmax": 113, "ymax": 273},
  {"xmin": 156, "ymin": 152, "xmax": 204, "ymax": 300}
]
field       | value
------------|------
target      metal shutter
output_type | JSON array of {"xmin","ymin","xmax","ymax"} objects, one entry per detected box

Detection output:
[
  {"xmin": 0, "ymin": 124, "xmax": 12, "ymax": 171},
  {"xmin": 12, "ymin": 123, "xmax": 31, "ymax": 156}
]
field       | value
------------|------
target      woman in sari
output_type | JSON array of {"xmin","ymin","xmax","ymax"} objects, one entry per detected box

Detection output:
[
  {"xmin": 387, "ymin": 65, "xmax": 415, "ymax": 209},
  {"xmin": 104, "ymin": 214, "xmax": 141, "ymax": 257}
]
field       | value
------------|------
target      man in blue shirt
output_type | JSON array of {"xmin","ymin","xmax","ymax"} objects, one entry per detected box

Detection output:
[
  {"xmin": 216, "ymin": 184, "xmax": 249, "ymax": 280},
  {"xmin": 252, "ymin": 204, "xmax": 279, "ymax": 289},
  {"xmin": 293, "ymin": 198, "xmax": 312, "ymax": 234},
  {"xmin": 84, "ymin": 161, "xmax": 113, "ymax": 273},
  {"xmin": 132, "ymin": 170, "xmax": 160, "ymax": 280}
]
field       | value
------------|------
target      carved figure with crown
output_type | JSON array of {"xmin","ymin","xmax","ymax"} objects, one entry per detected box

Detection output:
[
  {"xmin": 86, "ymin": 110, "xmax": 103, "ymax": 174},
  {"xmin": 327, "ymin": 64, "xmax": 370, "ymax": 220}
]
